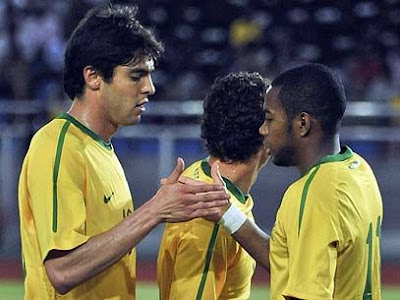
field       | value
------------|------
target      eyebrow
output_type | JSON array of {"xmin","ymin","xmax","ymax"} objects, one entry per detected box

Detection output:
[{"xmin": 128, "ymin": 68, "xmax": 151, "ymax": 75}]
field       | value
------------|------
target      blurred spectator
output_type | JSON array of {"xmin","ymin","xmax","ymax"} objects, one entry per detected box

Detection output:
[
  {"xmin": 229, "ymin": 15, "xmax": 263, "ymax": 49},
  {"xmin": 0, "ymin": 0, "xmax": 398, "ymax": 103},
  {"xmin": 15, "ymin": 1, "xmax": 65, "ymax": 102},
  {"xmin": 386, "ymin": 48, "xmax": 400, "ymax": 98}
]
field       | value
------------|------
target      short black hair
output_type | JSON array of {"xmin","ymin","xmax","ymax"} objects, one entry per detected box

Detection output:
[
  {"xmin": 272, "ymin": 63, "xmax": 346, "ymax": 136},
  {"xmin": 64, "ymin": 2, "xmax": 164, "ymax": 99},
  {"xmin": 201, "ymin": 72, "xmax": 269, "ymax": 163}
]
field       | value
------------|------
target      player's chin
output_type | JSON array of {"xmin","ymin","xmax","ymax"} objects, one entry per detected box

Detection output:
[
  {"xmin": 272, "ymin": 154, "xmax": 294, "ymax": 167},
  {"xmin": 121, "ymin": 116, "xmax": 141, "ymax": 126},
  {"xmin": 132, "ymin": 115, "xmax": 141, "ymax": 124}
]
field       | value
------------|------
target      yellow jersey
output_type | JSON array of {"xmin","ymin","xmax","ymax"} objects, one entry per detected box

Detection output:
[
  {"xmin": 270, "ymin": 146, "xmax": 383, "ymax": 300},
  {"xmin": 18, "ymin": 113, "xmax": 135, "ymax": 299},
  {"xmin": 157, "ymin": 159, "xmax": 256, "ymax": 300}
]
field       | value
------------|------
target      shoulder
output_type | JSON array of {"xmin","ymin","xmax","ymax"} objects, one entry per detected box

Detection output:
[
  {"xmin": 28, "ymin": 118, "xmax": 86, "ymax": 163},
  {"xmin": 282, "ymin": 164, "xmax": 340, "ymax": 213},
  {"xmin": 182, "ymin": 159, "xmax": 212, "ymax": 183},
  {"xmin": 32, "ymin": 118, "xmax": 87, "ymax": 147},
  {"xmin": 31, "ymin": 118, "xmax": 68, "ymax": 145}
]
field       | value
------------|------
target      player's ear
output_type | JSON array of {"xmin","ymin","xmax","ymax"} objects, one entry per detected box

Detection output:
[
  {"xmin": 83, "ymin": 66, "xmax": 102, "ymax": 91},
  {"xmin": 295, "ymin": 112, "xmax": 311, "ymax": 137}
]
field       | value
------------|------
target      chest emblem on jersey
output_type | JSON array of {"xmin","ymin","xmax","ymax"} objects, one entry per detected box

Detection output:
[
  {"xmin": 103, "ymin": 192, "xmax": 115, "ymax": 204},
  {"xmin": 348, "ymin": 160, "xmax": 360, "ymax": 169}
]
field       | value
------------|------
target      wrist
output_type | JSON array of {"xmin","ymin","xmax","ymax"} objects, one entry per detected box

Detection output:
[
  {"xmin": 141, "ymin": 197, "xmax": 164, "ymax": 225},
  {"xmin": 217, "ymin": 204, "xmax": 247, "ymax": 234}
]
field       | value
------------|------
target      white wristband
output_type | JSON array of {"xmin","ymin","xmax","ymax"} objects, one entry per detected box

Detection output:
[{"xmin": 218, "ymin": 204, "xmax": 247, "ymax": 234}]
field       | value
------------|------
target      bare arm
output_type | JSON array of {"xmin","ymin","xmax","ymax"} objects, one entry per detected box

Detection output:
[
  {"xmin": 211, "ymin": 162, "xmax": 271, "ymax": 270},
  {"xmin": 44, "ymin": 201, "xmax": 160, "ymax": 294},
  {"xmin": 45, "ymin": 158, "xmax": 229, "ymax": 294},
  {"xmin": 231, "ymin": 217, "xmax": 270, "ymax": 271}
]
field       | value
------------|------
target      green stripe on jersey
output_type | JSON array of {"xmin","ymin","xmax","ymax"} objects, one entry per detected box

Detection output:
[
  {"xmin": 57, "ymin": 112, "xmax": 112, "ymax": 150},
  {"xmin": 196, "ymin": 224, "xmax": 220, "ymax": 300},
  {"xmin": 52, "ymin": 121, "xmax": 71, "ymax": 232},
  {"xmin": 298, "ymin": 165, "xmax": 320, "ymax": 236},
  {"xmin": 201, "ymin": 159, "xmax": 247, "ymax": 204}
]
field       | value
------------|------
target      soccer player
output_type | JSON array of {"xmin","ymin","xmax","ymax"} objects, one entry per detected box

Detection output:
[
  {"xmin": 157, "ymin": 72, "xmax": 270, "ymax": 300},
  {"xmin": 208, "ymin": 64, "xmax": 383, "ymax": 299},
  {"xmin": 18, "ymin": 3, "xmax": 229, "ymax": 299}
]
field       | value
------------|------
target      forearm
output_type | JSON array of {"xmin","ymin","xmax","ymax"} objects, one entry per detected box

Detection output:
[
  {"xmin": 216, "ymin": 204, "xmax": 270, "ymax": 271},
  {"xmin": 45, "ymin": 199, "xmax": 160, "ymax": 294},
  {"xmin": 45, "ymin": 162, "xmax": 228, "ymax": 294},
  {"xmin": 232, "ymin": 219, "xmax": 270, "ymax": 271}
]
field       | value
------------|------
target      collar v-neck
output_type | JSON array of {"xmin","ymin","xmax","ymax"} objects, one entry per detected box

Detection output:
[
  {"xmin": 303, "ymin": 145, "xmax": 354, "ymax": 176},
  {"xmin": 56, "ymin": 112, "xmax": 113, "ymax": 151}
]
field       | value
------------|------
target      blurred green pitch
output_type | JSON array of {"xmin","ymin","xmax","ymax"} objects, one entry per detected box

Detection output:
[{"xmin": 0, "ymin": 281, "xmax": 399, "ymax": 299}]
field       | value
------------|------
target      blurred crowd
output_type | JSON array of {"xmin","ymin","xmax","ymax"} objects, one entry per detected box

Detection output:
[{"xmin": 0, "ymin": 0, "xmax": 399, "ymax": 105}]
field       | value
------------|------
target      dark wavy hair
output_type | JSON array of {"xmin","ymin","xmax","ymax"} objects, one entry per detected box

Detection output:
[
  {"xmin": 64, "ymin": 2, "xmax": 164, "ymax": 100},
  {"xmin": 272, "ymin": 63, "xmax": 346, "ymax": 136},
  {"xmin": 201, "ymin": 72, "xmax": 269, "ymax": 163}
]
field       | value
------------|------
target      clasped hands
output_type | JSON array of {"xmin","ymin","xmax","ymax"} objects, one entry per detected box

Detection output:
[{"xmin": 154, "ymin": 157, "xmax": 230, "ymax": 223}]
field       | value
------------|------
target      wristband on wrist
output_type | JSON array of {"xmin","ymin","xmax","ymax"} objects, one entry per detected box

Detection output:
[{"xmin": 217, "ymin": 204, "xmax": 247, "ymax": 234}]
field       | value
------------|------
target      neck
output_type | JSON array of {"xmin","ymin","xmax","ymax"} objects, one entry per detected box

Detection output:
[
  {"xmin": 208, "ymin": 154, "xmax": 265, "ymax": 195},
  {"xmin": 68, "ymin": 97, "xmax": 118, "ymax": 142},
  {"xmin": 297, "ymin": 134, "xmax": 341, "ymax": 175}
]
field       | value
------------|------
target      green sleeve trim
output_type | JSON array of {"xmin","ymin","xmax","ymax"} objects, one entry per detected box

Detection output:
[
  {"xmin": 52, "ymin": 121, "xmax": 71, "ymax": 232},
  {"xmin": 200, "ymin": 159, "xmax": 247, "ymax": 204},
  {"xmin": 56, "ymin": 112, "xmax": 112, "ymax": 150},
  {"xmin": 298, "ymin": 165, "xmax": 320, "ymax": 236},
  {"xmin": 376, "ymin": 215, "xmax": 381, "ymax": 237},
  {"xmin": 22, "ymin": 256, "xmax": 26, "ymax": 278},
  {"xmin": 196, "ymin": 224, "xmax": 220, "ymax": 300}
]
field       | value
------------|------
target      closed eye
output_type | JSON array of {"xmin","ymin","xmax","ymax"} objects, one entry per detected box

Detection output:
[
  {"xmin": 130, "ymin": 70, "xmax": 148, "ymax": 82},
  {"xmin": 265, "ymin": 113, "xmax": 273, "ymax": 122},
  {"xmin": 130, "ymin": 76, "xmax": 142, "ymax": 82}
]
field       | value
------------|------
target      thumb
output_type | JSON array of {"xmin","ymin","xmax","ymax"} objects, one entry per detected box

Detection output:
[
  {"xmin": 211, "ymin": 161, "xmax": 225, "ymax": 187},
  {"xmin": 164, "ymin": 157, "xmax": 185, "ymax": 185}
]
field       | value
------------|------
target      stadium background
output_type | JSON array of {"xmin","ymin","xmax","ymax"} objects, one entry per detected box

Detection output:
[{"xmin": 0, "ymin": 0, "xmax": 399, "ymax": 298}]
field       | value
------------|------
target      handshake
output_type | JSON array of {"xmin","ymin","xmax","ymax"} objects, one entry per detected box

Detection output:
[{"xmin": 156, "ymin": 157, "xmax": 248, "ymax": 234}]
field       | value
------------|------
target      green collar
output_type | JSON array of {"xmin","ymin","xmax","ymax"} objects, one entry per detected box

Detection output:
[
  {"xmin": 201, "ymin": 159, "xmax": 248, "ymax": 204},
  {"xmin": 305, "ymin": 145, "xmax": 353, "ymax": 175},
  {"xmin": 56, "ymin": 113, "xmax": 113, "ymax": 150},
  {"xmin": 316, "ymin": 145, "xmax": 353, "ymax": 165}
]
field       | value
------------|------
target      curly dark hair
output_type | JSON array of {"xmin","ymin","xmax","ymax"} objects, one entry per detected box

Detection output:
[
  {"xmin": 201, "ymin": 72, "xmax": 269, "ymax": 163},
  {"xmin": 272, "ymin": 63, "xmax": 346, "ymax": 136},
  {"xmin": 64, "ymin": 1, "xmax": 164, "ymax": 100}
]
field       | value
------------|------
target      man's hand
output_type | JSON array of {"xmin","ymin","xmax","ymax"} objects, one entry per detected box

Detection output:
[
  {"xmin": 160, "ymin": 157, "xmax": 185, "ymax": 186},
  {"xmin": 177, "ymin": 160, "xmax": 231, "ymax": 223},
  {"xmin": 206, "ymin": 161, "xmax": 231, "ymax": 222},
  {"xmin": 152, "ymin": 158, "xmax": 230, "ymax": 223}
]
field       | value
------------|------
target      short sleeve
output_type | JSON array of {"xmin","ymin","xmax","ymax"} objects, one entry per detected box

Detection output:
[
  {"xmin": 283, "ymin": 184, "xmax": 341, "ymax": 299},
  {"xmin": 27, "ymin": 132, "xmax": 90, "ymax": 261}
]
